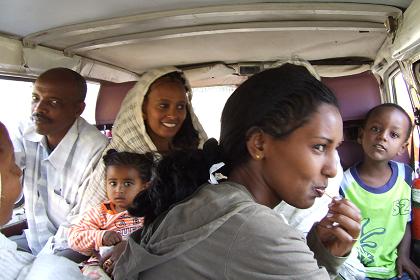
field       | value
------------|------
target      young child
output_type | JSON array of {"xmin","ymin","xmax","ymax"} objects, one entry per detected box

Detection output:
[
  {"xmin": 68, "ymin": 149, "xmax": 153, "ymax": 277},
  {"xmin": 340, "ymin": 103, "xmax": 420, "ymax": 280}
]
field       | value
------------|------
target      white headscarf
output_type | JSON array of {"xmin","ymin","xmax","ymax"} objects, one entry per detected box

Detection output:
[
  {"xmin": 270, "ymin": 57, "xmax": 321, "ymax": 81},
  {"xmin": 79, "ymin": 66, "xmax": 207, "ymax": 213}
]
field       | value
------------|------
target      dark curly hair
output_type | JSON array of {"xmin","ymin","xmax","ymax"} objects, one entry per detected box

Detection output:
[
  {"xmin": 130, "ymin": 64, "xmax": 339, "ymax": 225},
  {"xmin": 219, "ymin": 64, "xmax": 338, "ymax": 172},
  {"xmin": 103, "ymin": 149, "xmax": 155, "ymax": 183}
]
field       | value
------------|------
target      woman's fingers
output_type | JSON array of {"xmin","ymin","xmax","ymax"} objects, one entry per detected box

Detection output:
[
  {"xmin": 316, "ymin": 197, "xmax": 361, "ymax": 256},
  {"xmin": 318, "ymin": 220, "xmax": 358, "ymax": 242},
  {"xmin": 327, "ymin": 198, "xmax": 361, "ymax": 236}
]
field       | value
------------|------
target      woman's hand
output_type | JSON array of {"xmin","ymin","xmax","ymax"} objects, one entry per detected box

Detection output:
[
  {"xmin": 316, "ymin": 196, "xmax": 361, "ymax": 257},
  {"xmin": 102, "ymin": 230, "xmax": 122, "ymax": 246},
  {"xmin": 100, "ymin": 240, "xmax": 127, "ymax": 276}
]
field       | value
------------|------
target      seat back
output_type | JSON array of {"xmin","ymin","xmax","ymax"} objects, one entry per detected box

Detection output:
[
  {"xmin": 95, "ymin": 81, "xmax": 136, "ymax": 136},
  {"xmin": 322, "ymin": 71, "xmax": 410, "ymax": 169}
]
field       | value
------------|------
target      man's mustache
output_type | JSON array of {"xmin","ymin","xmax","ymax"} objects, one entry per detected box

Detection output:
[{"xmin": 32, "ymin": 112, "xmax": 52, "ymax": 123}]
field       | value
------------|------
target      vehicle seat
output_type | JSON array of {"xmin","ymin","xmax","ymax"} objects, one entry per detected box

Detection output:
[
  {"xmin": 322, "ymin": 71, "xmax": 411, "ymax": 170},
  {"xmin": 95, "ymin": 81, "xmax": 136, "ymax": 137}
]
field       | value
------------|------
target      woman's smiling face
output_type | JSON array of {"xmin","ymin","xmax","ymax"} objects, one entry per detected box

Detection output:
[
  {"xmin": 142, "ymin": 78, "xmax": 188, "ymax": 150},
  {"xmin": 259, "ymin": 103, "xmax": 343, "ymax": 209}
]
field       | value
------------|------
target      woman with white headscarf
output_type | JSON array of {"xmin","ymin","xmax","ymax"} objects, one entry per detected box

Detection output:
[{"xmin": 80, "ymin": 66, "xmax": 207, "ymax": 214}]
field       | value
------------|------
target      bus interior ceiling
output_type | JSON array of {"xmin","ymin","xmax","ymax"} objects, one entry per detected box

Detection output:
[{"xmin": 0, "ymin": 0, "xmax": 418, "ymax": 87}]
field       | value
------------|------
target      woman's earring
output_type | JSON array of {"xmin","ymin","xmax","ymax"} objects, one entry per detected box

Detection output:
[{"xmin": 255, "ymin": 154, "xmax": 262, "ymax": 159}]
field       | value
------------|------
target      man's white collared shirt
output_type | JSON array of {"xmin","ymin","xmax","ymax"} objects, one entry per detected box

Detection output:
[{"xmin": 12, "ymin": 117, "xmax": 108, "ymax": 254}]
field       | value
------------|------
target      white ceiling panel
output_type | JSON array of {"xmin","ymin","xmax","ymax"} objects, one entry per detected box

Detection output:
[
  {"xmin": 0, "ymin": 0, "xmax": 411, "ymax": 36},
  {"xmin": 0, "ymin": 0, "xmax": 414, "ymax": 82}
]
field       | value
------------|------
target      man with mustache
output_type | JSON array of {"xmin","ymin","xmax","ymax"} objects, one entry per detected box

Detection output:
[{"xmin": 10, "ymin": 68, "xmax": 108, "ymax": 260}]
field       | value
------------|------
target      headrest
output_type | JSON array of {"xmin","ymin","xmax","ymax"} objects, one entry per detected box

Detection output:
[
  {"xmin": 322, "ymin": 71, "xmax": 381, "ymax": 121},
  {"xmin": 95, "ymin": 81, "xmax": 136, "ymax": 125}
]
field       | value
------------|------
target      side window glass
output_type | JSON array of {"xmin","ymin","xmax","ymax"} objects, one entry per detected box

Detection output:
[
  {"xmin": 82, "ymin": 82, "xmax": 100, "ymax": 124},
  {"xmin": 388, "ymin": 68, "xmax": 420, "ymax": 172},
  {"xmin": 191, "ymin": 86, "xmax": 236, "ymax": 140},
  {"xmin": 0, "ymin": 79, "xmax": 33, "ymax": 131},
  {"xmin": 389, "ymin": 71, "xmax": 413, "ymax": 118}
]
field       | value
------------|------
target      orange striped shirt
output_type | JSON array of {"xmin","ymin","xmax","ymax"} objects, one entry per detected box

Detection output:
[{"xmin": 68, "ymin": 202, "xmax": 143, "ymax": 256}]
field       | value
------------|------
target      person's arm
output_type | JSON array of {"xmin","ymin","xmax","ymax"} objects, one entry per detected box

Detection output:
[
  {"xmin": 307, "ymin": 224, "xmax": 347, "ymax": 278},
  {"xmin": 396, "ymin": 223, "xmax": 420, "ymax": 279},
  {"xmin": 102, "ymin": 240, "xmax": 127, "ymax": 276},
  {"xmin": 227, "ymin": 209, "xmax": 342, "ymax": 279},
  {"xmin": 68, "ymin": 205, "xmax": 107, "ymax": 256},
  {"xmin": 27, "ymin": 254, "xmax": 85, "ymax": 280},
  {"xmin": 0, "ymin": 243, "xmax": 35, "ymax": 280}
]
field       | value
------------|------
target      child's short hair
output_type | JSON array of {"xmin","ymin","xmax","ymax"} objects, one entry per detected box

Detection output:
[
  {"xmin": 103, "ymin": 149, "xmax": 154, "ymax": 182},
  {"xmin": 363, "ymin": 103, "xmax": 413, "ymax": 141}
]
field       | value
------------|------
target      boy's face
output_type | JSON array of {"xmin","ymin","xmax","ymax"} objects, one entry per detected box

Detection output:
[
  {"xmin": 359, "ymin": 107, "xmax": 410, "ymax": 162},
  {"xmin": 105, "ymin": 165, "xmax": 147, "ymax": 213}
]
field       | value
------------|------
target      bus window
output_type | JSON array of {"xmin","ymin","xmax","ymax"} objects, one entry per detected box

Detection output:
[
  {"xmin": 387, "ymin": 67, "xmax": 420, "ymax": 173},
  {"xmin": 83, "ymin": 82, "xmax": 100, "ymax": 124},
  {"xmin": 389, "ymin": 70, "xmax": 413, "ymax": 119},
  {"xmin": 0, "ymin": 79, "xmax": 32, "ymax": 131},
  {"xmin": 191, "ymin": 86, "xmax": 235, "ymax": 140}
]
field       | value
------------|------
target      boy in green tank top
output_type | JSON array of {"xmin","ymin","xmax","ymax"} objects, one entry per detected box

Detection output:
[{"xmin": 340, "ymin": 103, "xmax": 420, "ymax": 280}]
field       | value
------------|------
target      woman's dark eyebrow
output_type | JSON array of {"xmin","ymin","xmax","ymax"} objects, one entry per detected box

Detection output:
[{"xmin": 312, "ymin": 136, "xmax": 333, "ymax": 143}]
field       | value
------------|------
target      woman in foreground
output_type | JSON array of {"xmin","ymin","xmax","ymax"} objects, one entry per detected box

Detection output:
[{"xmin": 114, "ymin": 64, "xmax": 361, "ymax": 279}]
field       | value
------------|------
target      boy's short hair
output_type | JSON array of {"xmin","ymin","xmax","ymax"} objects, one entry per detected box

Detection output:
[
  {"xmin": 103, "ymin": 149, "xmax": 154, "ymax": 182},
  {"xmin": 363, "ymin": 103, "xmax": 413, "ymax": 141}
]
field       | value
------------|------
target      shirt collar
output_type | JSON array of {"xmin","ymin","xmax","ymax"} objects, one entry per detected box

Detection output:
[
  {"xmin": 23, "ymin": 123, "xmax": 43, "ymax": 143},
  {"xmin": 0, "ymin": 232, "xmax": 18, "ymax": 250},
  {"xmin": 23, "ymin": 118, "xmax": 81, "ymax": 170}
]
